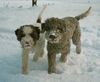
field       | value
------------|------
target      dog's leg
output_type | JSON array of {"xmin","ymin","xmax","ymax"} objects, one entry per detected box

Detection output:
[
  {"xmin": 33, "ymin": 50, "xmax": 40, "ymax": 62},
  {"xmin": 72, "ymin": 25, "xmax": 81, "ymax": 54},
  {"xmin": 33, "ymin": 39, "xmax": 45, "ymax": 61},
  {"xmin": 22, "ymin": 48, "xmax": 29, "ymax": 74},
  {"xmin": 39, "ymin": 48, "xmax": 44, "ymax": 57},
  {"xmin": 38, "ymin": 41, "xmax": 45, "ymax": 58},
  {"xmin": 33, "ymin": 46, "xmax": 44, "ymax": 61},
  {"xmin": 60, "ymin": 41, "xmax": 70, "ymax": 63},
  {"xmin": 33, "ymin": 48, "xmax": 44, "ymax": 61},
  {"xmin": 76, "ymin": 42, "xmax": 81, "ymax": 54},
  {"xmin": 48, "ymin": 51, "xmax": 56, "ymax": 74}
]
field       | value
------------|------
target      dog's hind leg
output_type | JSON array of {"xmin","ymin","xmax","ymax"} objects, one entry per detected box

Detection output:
[
  {"xmin": 72, "ymin": 25, "xmax": 81, "ymax": 54},
  {"xmin": 60, "ymin": 41, "xmax": 70, "ymax": 63},
  {"xmin": 22, "ymin": 49, "xmax": 29, "ymax": 74}
]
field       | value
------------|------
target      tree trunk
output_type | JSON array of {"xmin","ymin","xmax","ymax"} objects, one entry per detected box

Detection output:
[{"xmin": 32, "ymin": 0, "xmax": 37, "ymax": 6}]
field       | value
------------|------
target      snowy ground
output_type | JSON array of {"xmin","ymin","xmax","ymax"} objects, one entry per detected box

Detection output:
[{"xmin": 0, "ymin": 0, "xmax": 100, "ymax": 82}]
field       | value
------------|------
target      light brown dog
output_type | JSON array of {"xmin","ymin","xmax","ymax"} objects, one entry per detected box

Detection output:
[
  {"xmin": 15, "ymin": 24, "xmax": 45, "ymax": 74},
  {"xmin": 15, "ymin": 5, "xmax": 47, "ymax": 74},
  {"xmin": 40, "ymin": 7, "xmax": 91, "ymax": 74}
]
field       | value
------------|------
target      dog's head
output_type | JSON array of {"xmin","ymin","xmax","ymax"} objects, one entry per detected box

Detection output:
[
  {"xmin": 15, "ymin": 25, "xmax": 40, "ymax": 49},
  {"xmin": 42, "ymin": 17, "xmax": 66, "ymax": 44}
]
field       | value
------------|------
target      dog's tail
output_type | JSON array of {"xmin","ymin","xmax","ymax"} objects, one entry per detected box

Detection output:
[
  {"xmin": 36, "ymin": 5, "xmax": 47, "ymax": 23},
  {"xmin": 75, "ymin": 7, "xmax": 92, "ymax": 21}
]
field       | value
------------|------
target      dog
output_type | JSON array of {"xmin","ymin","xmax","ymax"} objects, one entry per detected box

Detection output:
[
  {"xmin": 15, "ymin": 24, "xmax": 45, "ymax": 74},
  {"xmin": 15, "ymin": 5, "xmax": 47, "ymax": 74},
  {"xmin": 41, "ymin": 7, "xmax": 91, "ymax": 74}
]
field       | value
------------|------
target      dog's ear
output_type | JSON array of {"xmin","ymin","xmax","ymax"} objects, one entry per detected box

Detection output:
[
  {"xmin": 41, "ymin": 23, "xmax": 46, "ymax": 33},
  {"xmin": 15, "ymin": 28, "xmax": 20, "ymax": 36},
  {"xmin": 35, "ymin": 27, "xmax": 40, "ymax": 40},
  {"xmin": 35, "ymin": 27, "xmax": 40, "ymax": 36},
  {"xmin": 15, "ymin": 28, "xmax": 22, "ymax": 41},
  {"xmin": 31, "ymin": 26, "xmax": 40, "ymax": 40}
]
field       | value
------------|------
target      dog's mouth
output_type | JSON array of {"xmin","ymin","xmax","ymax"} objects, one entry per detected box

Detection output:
[
  {"xmin": 48, "ymin": 35, "xmax": 62, "ymax": 44},
  {"xmin": 25, "ymin": 44, "xmax": 31, "ymax": 47},
  {"xmin": 21, "ymin": 42, "xmax": 34, "ymax": 49},
  {"xmin": 23, "ymin": 44, "xmax": 32, "ymax": 49},
  {"xmin": 48, "ymin": 38, "xmax": 59, "ymax": 44}
]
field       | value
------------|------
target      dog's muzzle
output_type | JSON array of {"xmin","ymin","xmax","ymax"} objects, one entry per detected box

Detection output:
[
  {"xmin": 46, "ymin": 31, "xmax": 61, "ymax": 44},
  {"xmin": 21, "ymin": 36, "xmax": 34, "ymax": 49},
  {"xmin": 24, "ymin": 41, "xmax": 32, "ymax": 48},
  {"xmin": 21, "ymin": 41, "xmax": 33, "ymax": 49},
  {"xmin": 48, "ymin": 34, "xmax": 59, "ymax": 43}
]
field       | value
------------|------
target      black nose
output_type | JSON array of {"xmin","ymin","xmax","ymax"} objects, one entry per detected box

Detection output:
[{"xmin": 49, "ymin": 35, "xmax": 56, "ymax": 39}]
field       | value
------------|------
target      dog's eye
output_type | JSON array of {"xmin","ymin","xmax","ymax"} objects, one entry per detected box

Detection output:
[{"xmin": 30, "ymin": 33, "xmax": 35, "ymax": 37}]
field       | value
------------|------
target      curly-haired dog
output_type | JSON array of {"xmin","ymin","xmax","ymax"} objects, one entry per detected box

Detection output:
[
  {"xmin": 41, "ymin": 7, "xmax": 91, "ymax": 74},
  {"xmin": 15, "ymin": 5, "xmax": 47, "ymax": 74}
]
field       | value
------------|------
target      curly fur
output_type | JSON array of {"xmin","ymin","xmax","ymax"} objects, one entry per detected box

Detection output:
[{"xmin": 43, "ymin": 7, "xmax": 91, "ymax": 74}]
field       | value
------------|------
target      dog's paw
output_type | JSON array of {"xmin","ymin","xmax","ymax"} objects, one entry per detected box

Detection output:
[
  {"xmin": 22, "ymin": 70, "xmax": 29, "ymax": 75},
  {"xmin": 59, "ymin": 57, "xmax": 67, "ymax": 63},
  {"xmin": 76, "ymin": 46, "xmax": 81, "ymax": 54},
  {"xmin": 48, "ymin": 69, "xmax": 63, "ymax": 74},
  {"xmin": 55, "ymin": 63, "xmax": 66, "ymax": 74},
  {"xmin": 55, "ymin": 68, "xmax": 64, "ymax": 74}
]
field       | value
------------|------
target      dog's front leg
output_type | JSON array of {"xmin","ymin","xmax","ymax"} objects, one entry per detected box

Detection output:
[
  {"xmin": 22, "ymin": 48, "xmax": 29, "ymax": 74},
  {"xmin": 48, "ymin": 51, "xmax": 56, "ymax": 74},
  {"xmin": 60, "ymin": 43, "xmax": 70, "ymax": 63}
]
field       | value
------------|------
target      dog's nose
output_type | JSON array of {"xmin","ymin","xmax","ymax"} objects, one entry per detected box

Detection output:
[{"xmin": 49, "ymin": 35, "xmax": 56, "ymax": 39}]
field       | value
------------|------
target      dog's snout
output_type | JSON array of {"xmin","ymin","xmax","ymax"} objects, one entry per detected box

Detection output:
[{"xmin": 49, "ymin": 35, "xmax": 56, "ymax": 39}]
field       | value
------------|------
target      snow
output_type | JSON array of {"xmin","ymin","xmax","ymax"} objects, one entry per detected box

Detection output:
[{"xmin": 0, "ymin": 0, "xmax": 100, "ymax": 82}]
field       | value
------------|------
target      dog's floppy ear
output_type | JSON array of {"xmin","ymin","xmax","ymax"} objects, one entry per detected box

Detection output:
[
  {"xmin": 15, "ymin": 28, "xmax": 20, "ymax": 36},
  {"xmin": 35, "ymin": 27, "xmax": 40, "ymax": 40},
  {"xmin": 15, "ymin": 28, "xmax": 22, "ymax": 41},
  {"xmin": 35, "ymin": 27, "xmax": 40, "ymax": 36},
  {"xmin": 41, "ymin": 23, "xmax": 46, "ymax": 33},
  {"xmin": 31, "ymin": 26, "xmax": 40, "ymax": 40}
]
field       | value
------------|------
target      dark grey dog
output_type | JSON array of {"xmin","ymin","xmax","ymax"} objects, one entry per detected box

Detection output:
[{"xmin": 39, "ymin": 7, "xmax": 91, "ymax": 74}]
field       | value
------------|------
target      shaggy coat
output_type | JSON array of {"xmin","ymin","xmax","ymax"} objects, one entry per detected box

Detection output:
[
  {"xmin": 15, "ymin": 5, "xmax": 47, "ymax": 74},
  {"xmin": 42, "ymin": 7, "xmax": 91, "ymax": 74},
  {"xmin": 15, "ymin": 24, "xmax": 45, "ymax": 74}
]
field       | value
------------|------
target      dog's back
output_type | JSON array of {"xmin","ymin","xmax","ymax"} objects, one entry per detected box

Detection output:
[
  {"xmin": 62, "ymin": 7, "xmax": 91, "ymax": 39},
  {"xmin": 62, "ymin": 17, "xmax": 78, "ymax": 39}
]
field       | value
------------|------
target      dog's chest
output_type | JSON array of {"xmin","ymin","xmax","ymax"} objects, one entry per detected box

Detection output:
[{"xmin": 47, "ymin": 42, "xmax": 63, "ymax": 53}]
